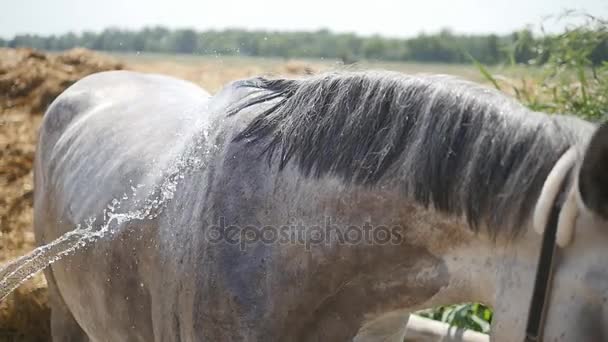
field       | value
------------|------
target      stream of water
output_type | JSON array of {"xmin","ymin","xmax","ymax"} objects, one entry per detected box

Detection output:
[{"xmin": 0, "ymin": 119, "xmax": 212, "ymax": 301}]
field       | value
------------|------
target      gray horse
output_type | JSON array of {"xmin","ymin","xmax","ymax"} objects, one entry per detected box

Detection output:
[{"xmin": 34, "ymin": 69, "xmax": 607, "ymax": 341}]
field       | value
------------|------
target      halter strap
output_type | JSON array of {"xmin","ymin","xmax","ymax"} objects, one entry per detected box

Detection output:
[{"xmin": 524, "ymin": 165, "xmax": 573, "ymax": 341}]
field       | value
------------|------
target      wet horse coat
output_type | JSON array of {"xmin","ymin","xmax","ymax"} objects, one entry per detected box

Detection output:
[{"xmin": 35, "ymin": 70, "xmax": 608, "ymax": 341}]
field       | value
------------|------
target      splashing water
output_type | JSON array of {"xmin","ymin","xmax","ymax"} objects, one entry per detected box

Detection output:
[{"xmin": 0, "ymin": 119, "xmax": 214, "ymax": 301}]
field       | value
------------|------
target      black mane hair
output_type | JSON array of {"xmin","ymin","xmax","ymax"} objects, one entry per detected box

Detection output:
[{"xmin": 228, "ymin": 71, "xmax": 589, "ymax": 237}]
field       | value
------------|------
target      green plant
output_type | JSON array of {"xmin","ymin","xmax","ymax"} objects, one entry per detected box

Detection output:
[
  {"xmin": 417, "ymin": 303, "xmax": 493, "ymax": 333},
  {"xmin": 478, "ymin": 12, "xmax": 608, "ymax": 121}
]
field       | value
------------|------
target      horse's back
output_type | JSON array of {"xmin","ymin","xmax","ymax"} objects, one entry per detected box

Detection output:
[{"xmin": 36, "ymin": 70, "xmax": 211, "ymax": 224}]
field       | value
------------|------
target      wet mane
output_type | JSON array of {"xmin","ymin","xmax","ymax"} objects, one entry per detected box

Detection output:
[{"xmin": 228, "ymin": 71, "xmax": 587, "ymax": 237}]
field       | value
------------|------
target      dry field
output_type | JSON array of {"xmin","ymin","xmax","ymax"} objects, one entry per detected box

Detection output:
[{"xmin": 0, "ymin": 48, "xmax": 518, "ymax": 341}]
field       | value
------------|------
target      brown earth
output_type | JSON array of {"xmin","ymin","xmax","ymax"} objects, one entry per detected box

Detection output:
[{"xmin": 0, "ymin": 48, "xmax": 320, "ymax": 341}]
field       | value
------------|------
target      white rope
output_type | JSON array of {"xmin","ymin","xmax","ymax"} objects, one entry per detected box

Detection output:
[{"xmin": 533, "ymin": 147, "xmax": 579, "ymax": 247}]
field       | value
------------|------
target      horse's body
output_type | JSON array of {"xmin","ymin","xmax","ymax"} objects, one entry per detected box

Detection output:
[{"xmin": 34, "ymin": 70, "xmax": 608, "ymax": 341}]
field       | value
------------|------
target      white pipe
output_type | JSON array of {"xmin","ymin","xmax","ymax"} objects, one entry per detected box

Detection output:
[{"xmin": 404, "ymin": 315, "xmax": 490, "ymax": 342}]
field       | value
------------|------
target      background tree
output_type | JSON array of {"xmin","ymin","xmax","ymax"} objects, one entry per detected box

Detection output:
[{"xmin": 5, "ymin": 26, "xmax": 605, "ymax": 65}]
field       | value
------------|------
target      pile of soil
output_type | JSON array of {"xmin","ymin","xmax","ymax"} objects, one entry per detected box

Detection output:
[
  {"xmin": 0, "ymin": 48, "xmax": 123, "ymax": 114},
  {"xmin": 0, "ymin": 48, "xmax": 123, "ymax": 341}
]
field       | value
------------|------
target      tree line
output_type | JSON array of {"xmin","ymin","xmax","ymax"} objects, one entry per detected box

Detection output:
[{"xmin": 1, "ymin": 26, "xmax": 606, "ymax": 65}]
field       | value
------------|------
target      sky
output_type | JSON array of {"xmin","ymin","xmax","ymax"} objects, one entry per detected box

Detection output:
[{"xmin": 1, "ymin": 0, "xmax": 607, "ymax": 39}]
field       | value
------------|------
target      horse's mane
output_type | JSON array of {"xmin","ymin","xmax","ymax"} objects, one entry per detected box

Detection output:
[{"xmin": 227, "ymin": 71, "xmax": 586, "ymax": 238}]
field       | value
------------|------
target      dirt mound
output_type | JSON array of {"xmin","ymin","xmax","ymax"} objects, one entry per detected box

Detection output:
[
  {"xmin": 0, "ymin": 275, "xmax": 49, "ymax": 342},
  {"xmin": 0, "ymin": 48, "xmax": 123, "ymax": 114},
  {"xmin": 0, "ymin": 48, "xmax": 123, "ymax": 341}
]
